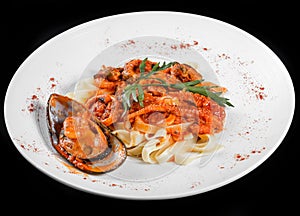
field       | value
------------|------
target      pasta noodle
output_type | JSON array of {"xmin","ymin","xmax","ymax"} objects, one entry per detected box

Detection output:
[{"xmin": 67, "ymin": 58, "xmax": 231, "ymax": 165}]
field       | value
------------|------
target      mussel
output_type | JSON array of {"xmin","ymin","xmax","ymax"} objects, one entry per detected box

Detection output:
[{"xmin": 46, "ymin": 93, "xmax": 127, "ymax": 173}]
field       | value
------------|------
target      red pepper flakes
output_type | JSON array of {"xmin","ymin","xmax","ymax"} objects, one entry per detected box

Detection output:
[
  {"xmin": 253, "ymin": 85, "xmax": 267, "ymax": 100},
  {"xmin": 248, "ymin": 82, "xmax": 267, "ymax": 101},
  {"xmin": 49, "ymin": 77, "xmax": 58, "ymax": 89},
  {"xmin": 179, "ymin": 42, "xmax": 191, "ymax": 49},
  {"xmin": 25, "ymin": 92, "xmax": 41, "ymax": 113},
  {"xmin": 127, "ymin": 40, "xmax": 135, "ymax": 45},
  {"xmin": 251, "ymin": 147, "xmax": 266, "ymax": 154},
  {"xmin": 31, "ymin": 95, "xmax": 38, "ymax": 100},
  {"xmin": 218, "ymin": 53, "xmax": 231, "ymax": 59},
  {"xmin": 190, "ymin": 181, "xmax": 201, "ymax": 189},
  {"xmin": 234, "ymin": 147, "xmax": 266, "ymax": 162},
  {"xmin": 171, "ymin": 45, "xmax": 177, "ymax": 50},
  {"xmin": 109, "ymin": 183, "xmax": 124, "ymax": 188},
  {"xmin": 234, "ymin": 153, "xmax": 250, "ymax": 161},
  {"xmin": 27, "ymin": 103, "xmax": 35, "ymax": 112},
  {"xmin": 121, "ymin": 39, "xmax": 136, "ymax": 48},
  {"xmin": 17, "ymin": 140, "xmax": 40, "ymax": 152},
  {"xmin": 170, "ymin": 40, "xmax": 199, "ymax": 50}
]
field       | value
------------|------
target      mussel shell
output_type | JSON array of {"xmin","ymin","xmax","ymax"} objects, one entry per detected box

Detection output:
[{"xmin": 46, "ymin": 93, "xmax": 126, "ymax": 173}]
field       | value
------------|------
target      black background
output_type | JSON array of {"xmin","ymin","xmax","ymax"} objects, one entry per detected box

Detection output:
[{"xmin": 1, "ymin": 1, "xmax": 298, "ymax": 214}]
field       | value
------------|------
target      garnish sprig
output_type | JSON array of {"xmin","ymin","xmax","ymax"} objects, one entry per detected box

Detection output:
[{"xmin": 121, "ymin": 58, "xmax": 233, "ymax": 113}]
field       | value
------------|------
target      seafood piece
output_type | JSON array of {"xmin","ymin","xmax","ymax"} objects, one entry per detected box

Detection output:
[
  {"xmin": 46, "ymin": 93, "xmax": 127, "ymax": 173},
  {"xmin": 169, "ymin": 63, "xmax": 203, "ymax": 82},
  {"xmin": 122, "ymin": 59, "xmax": 157, "ymax": 80}
]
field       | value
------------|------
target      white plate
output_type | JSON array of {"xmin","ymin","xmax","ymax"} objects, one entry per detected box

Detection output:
[{"xmin": 4, "ymin": 11, "xmax": 295, "ymax": 200}]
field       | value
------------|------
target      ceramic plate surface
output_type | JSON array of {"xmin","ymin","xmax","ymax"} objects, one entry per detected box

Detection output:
[{"xmin": 4, "ymin": 11, "xmax": 295, "ymax": 199}]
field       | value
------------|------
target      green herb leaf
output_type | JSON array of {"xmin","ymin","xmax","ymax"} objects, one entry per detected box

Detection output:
[
  {"xmin": 123, "ymin": 89, "xmax": 132, "ymax": 107},
  {"xmin": 157, "ymin": 62, "xmax": 174, "ymax": 71},
  {"xmin": 187, "ymin": 86, "xmax": 234, "ymax": 107},
  {"xmin": 152, "ymin": 63, "xmax": 160, "ymax": 72},
  {"xmin": 143, "ymin": 61, "xmax": 175, "ymax": 79},
  {"xmin": 183, "ymin": 79, "xmax": 203, "ymax": 86},
  {"xmin": 137, "ymin": 84, "xmax": 144, "ymax": 107},
  {"xmin": 131, "ymin": 89, "xmax": 138, "ymax": 102},
  {"xmin": 139, "ymin": 58, "xmax": 148, "ymax": 76}
]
